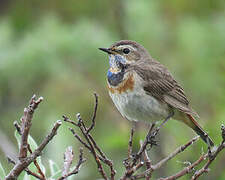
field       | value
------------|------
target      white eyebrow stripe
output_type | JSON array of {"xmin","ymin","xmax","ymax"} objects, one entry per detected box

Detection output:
[{"xmin": 117, "ymin": 45, "xmax": 136, "ymax": 51}]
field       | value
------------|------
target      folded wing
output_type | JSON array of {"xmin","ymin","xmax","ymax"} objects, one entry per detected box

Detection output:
[{"xmin": 133, "ymin": 60, "xmax": 199, "ymax": 118}]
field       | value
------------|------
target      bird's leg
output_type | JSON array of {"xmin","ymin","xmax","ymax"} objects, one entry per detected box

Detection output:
[
  {"xmin": 155, "ymin": 111, "xmax": 174, "ymax": 134},
  {"xmin": 147, "ymin": 111, "xmax": 174, "ymax": 146}
]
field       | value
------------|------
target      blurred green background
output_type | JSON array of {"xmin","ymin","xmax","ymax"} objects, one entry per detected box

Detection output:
[{"xmin": 0, "ymin": 0, "xmax": 225, "ymax": 179}]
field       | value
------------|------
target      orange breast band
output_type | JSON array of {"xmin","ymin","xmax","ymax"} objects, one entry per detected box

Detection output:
[{"xmin": 108, "ymin": 74, "xmax": 134, "ymax": 94}]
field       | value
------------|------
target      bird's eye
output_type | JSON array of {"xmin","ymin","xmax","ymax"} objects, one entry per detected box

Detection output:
[{"xmin": 123, "ymin": 48, "xmax": 130, "ymax": 54}]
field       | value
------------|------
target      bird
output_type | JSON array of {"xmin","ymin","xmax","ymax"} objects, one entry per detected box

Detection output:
[{"xmin": 99, "ymin": 40, "xmax": 214, "ymax": 147}]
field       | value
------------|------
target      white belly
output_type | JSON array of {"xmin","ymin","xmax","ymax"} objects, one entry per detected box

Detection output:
[{"xmin": 109, "ymin": 82, "xmax": 171, "ymax": 123}]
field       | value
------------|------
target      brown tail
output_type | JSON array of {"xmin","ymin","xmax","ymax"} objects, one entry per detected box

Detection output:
[{"xmin": 185, "ymin": 114, "xmax": 214, "ymax": 147}]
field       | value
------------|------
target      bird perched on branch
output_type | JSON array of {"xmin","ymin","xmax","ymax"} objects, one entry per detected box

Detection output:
[{"xmin": 99, "ymin": 40, "xmax": 214, "ymax": 147}]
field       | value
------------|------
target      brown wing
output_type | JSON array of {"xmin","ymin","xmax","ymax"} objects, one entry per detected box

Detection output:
[{"xmin": 133, "ymin": 60, "xmax": 199, "ymax": 117}]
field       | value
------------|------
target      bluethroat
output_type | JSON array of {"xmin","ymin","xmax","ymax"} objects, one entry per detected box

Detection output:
[{"xmin": 99, "ymin": 40, "xmax": 214, "ymax": 146}]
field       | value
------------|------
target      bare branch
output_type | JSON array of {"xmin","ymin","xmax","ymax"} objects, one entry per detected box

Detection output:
[
  {"xmin": 140, "ymin": 140, "xmax": 151, "ymax": 180},
  {"xmin": 123, "ymin": 124, "xmax": 135, "ymax": 171},
  {"xmin": 153, "ymin": 136, "xmax": 200, "ymax": 170},
  {"xmin": 66, "ymin": 120, "xmax": 107, "ymax": 179},
  {"xmin": 32, "ymin": 120, "xmax": 61, "ymax": 157},
  {"xmin": 58, "ymin": 147, "xmax": 86, "ymax": 180},
  {"xmin": 157, "ymin": 125, "xmax": 225, "ymax": 180},
  {"xmin": 62, "ymin": 115, "xmax": 79, "ymax": 126},
  {"xmin": 128, "ymin": 125, "xmax": 135, "ymax": 162},
  {"xmin": 63, "ymin": 93, "xmax": 224, "ymax": 180},
  {"xmin": 69, "ymin": 128, "xmax": 92, "ymax": 151},
  {"xmin": 19, "ymin": 95, "xmax": 43, "ymax": 159},
  {"xmin": 27, "ymin": 144, "xmax": 46, "ymax": 179},
  {"xmin": 7, "ymin": 156, "xmax": 43, "ymax": 180},
  {"xmin": 6, "ymin": 116, "xmax": 61, "ymax": 180},
  {"xmin": 87, "ymin": 93, "xmax": 98, "ymax": 133},
  {"xmin": 87, "ymin": 133, "xmax": 116, "ymax": 178},
  {"xmin": 158, "ymin": 154, "xmax": 207, "ymax": 180},
  {"xmin": 64, "ymin": 93, "xmax": 116, "ymax": 180},
  {"xmin": 25, "ymin": 169, "xmax": 43, "ymax": 180},
  {"xmin": 132, "ymin": 136, "xmax": 199, "ymax": 179},
  {"xmin": 192, "ymin": 125, "xmax": 225, "ymax": 179},
  {"xmin": 131, "ymin": 123, "xmax": 155, "ymax": 167},
  {"xmin": 121, "ymin": 161, "xmax": 144, "ymax": 180},
  {"xmin": 75, "ymin": 113, "xmax": 108, "ymax": 180}
]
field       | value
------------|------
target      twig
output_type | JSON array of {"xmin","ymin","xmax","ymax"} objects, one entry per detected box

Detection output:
[
  {"xmin": 192, "ymin": 125, "xmax": 225, "ymax": 179},
  {"xmin": 27, "ymin": 144, "xmax": 46, "ymax": 179},
  {"xmin": 58, "ymin": 147, "xmax": 86, "ymax": 180},
  {"xmin": 132, "ymin": 136, "xmax": 200, "ymax": 179},
  {"xmin": 14, "ymin": 112, "xmax": 46, "ymax": 180},
  {"xmin": 31, "ymin": 120, "xmax": 61, "ymax": 156},
  {"xmin": 140, "ymin": 140, "xmax": 151, "ymax": 180},
  {"xmin": 123, "ymin": 161, "xmax": 145, "ymax": 180},
  {"xmin": 87, "ymin": 133, "xmax": 116, "ymax": 178},
  {"xmin": 157, "ymin": 124, "xmax": 225, "ymax": 180},
  {"xmin": 19, "ymin": 95, "xmax": 43, "ymax": 159},
  {"xmin": 7, "ymin": 156, "xmax": 43, "ymax": 180},
  {"xmin": 153, "ymin": 136, "xmax": 199, "ymax": 170},
  {"xmin": 62, "ymin": 93, "xmax": 225, "ymax": 180},
  {"xmin": 158, "ymin": 154, "xmax": 206, "ymax": 180},
  {"xmin": 5, "ymin": 117, "xmax": 61, "ymax": 180},
  {"xmin": 64, "ymin": 93, "xmax": 116, "ymax": 180},
  {"xmin": 131, "ymin": 123, "xmax": 155, "ymax": 167},
  {"xmin": 25, "ymin": 168, "xmax": 43, "ymax": 180},
  {"xmin": 63, "ymin": 115, "xmax": 79, "ymax": 126},
  {"xmin": 87, "ymin": 93, "xmax": 98, "ymax": 133},
  {"xmin": 121, "ymin": 115, "xmax": 174, "ymax": 180},
  {"xmin": 76, "ymin": 114, "xmax": 108, "ymax": 180},
  {"xmin": 120, "ymin": 124, "xmax": 155, "ymax": 180},
  {"xmin": 123, "ymin": 125, "xmax": 135, "ymax": 171},
  {"xmin": 69, "ymin": 128, "xmax": 92, "ymax": 151},
  {"xmin": 128, "ymin": 125, "xmax": 135, "ymax": 165}
]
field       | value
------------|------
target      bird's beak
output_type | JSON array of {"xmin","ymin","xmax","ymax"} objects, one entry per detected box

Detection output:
[{"xmin": 98, "ymin": 48, "xmax": 113, "ymax": 54}]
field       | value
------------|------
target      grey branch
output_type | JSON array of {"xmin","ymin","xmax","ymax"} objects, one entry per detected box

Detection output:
[
  {"xmin": 5, "ymin": 95, "xmax": 61, "ymax": 180},
  {"xmin": 192, "ymin": 124, "xmax": 225, "ymax": 179},
  {"xmin": 87, "ymin": 93, "xmax": 98, "ymax": 133},
  {"xmin": 158, "ymin": 154, "xmax": 207, "ymax": 180},
  {"xmin": 7, "ymin": 156, "xmax": 43, "ymax": 180},
  {"xmin": 63, "ymin": 93, "xmax": 224, "ymax": 180},
  {"xmin": 19, "ymin": 95, "xmax": 43, "ymax": 159},
  {"xmin": 153, "ymin": 136, "xmax": 199, "ymax": 170},
  {"xmin": 63, "ymin": 93, "xmax": 116, "ymax": 180},
  {"xmin": 121, "ymin": 123, "xmax": 158, "ymax": 180},
  {"xmin": 133, "ymin": 136, "xmax": 200, "ymax": 179},
  {"xmin": 140, "ymin": 140, "xmax": 151, "ymax": 180},
  {"xmin": 157, "ymin": 124, "xmax": 225, "ymax": 180}
]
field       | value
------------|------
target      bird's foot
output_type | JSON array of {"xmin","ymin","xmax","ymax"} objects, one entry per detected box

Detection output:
[
  {"xmin": 123, "ymin": 153, "xmax": 137, "ymax": 168},
  {"xmin": 146, "ymin": 132, "xmax": 158, "ymax": 147}
]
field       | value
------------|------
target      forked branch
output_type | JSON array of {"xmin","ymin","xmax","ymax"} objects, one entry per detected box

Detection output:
[
  {"xmin": 63, "ymin": 93, "xmax": 116, "ymax": 180},
  {"xmin": 64, "ymin": 93, "xmax": 225, "ymax": 180},
  {"xmin": 5, "ymin": 94, "xmax": 224, "ymax": 180},
  {"xmin": 5, "ymin": 95, "xmax": 61, "ymax": 180}
]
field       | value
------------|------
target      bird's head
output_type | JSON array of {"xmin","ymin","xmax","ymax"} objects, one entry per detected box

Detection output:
[{"xmin": 99, "ymin": 40, "xmax": 150, "ymax": 74}]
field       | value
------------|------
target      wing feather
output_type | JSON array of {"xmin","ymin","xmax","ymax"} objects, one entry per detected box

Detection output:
[{"xmin": 132, "ymin": 60, "xmax": 199, "ymax": 118}]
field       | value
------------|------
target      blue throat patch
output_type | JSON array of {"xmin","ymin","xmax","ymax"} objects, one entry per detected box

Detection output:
[
  {"xmin": 107, "ymin": 55, "xmax": 126, "ymax": 86},
  {"xmin": 107, "ymin": 70, "xmax": 124, "ymax": 86}
]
